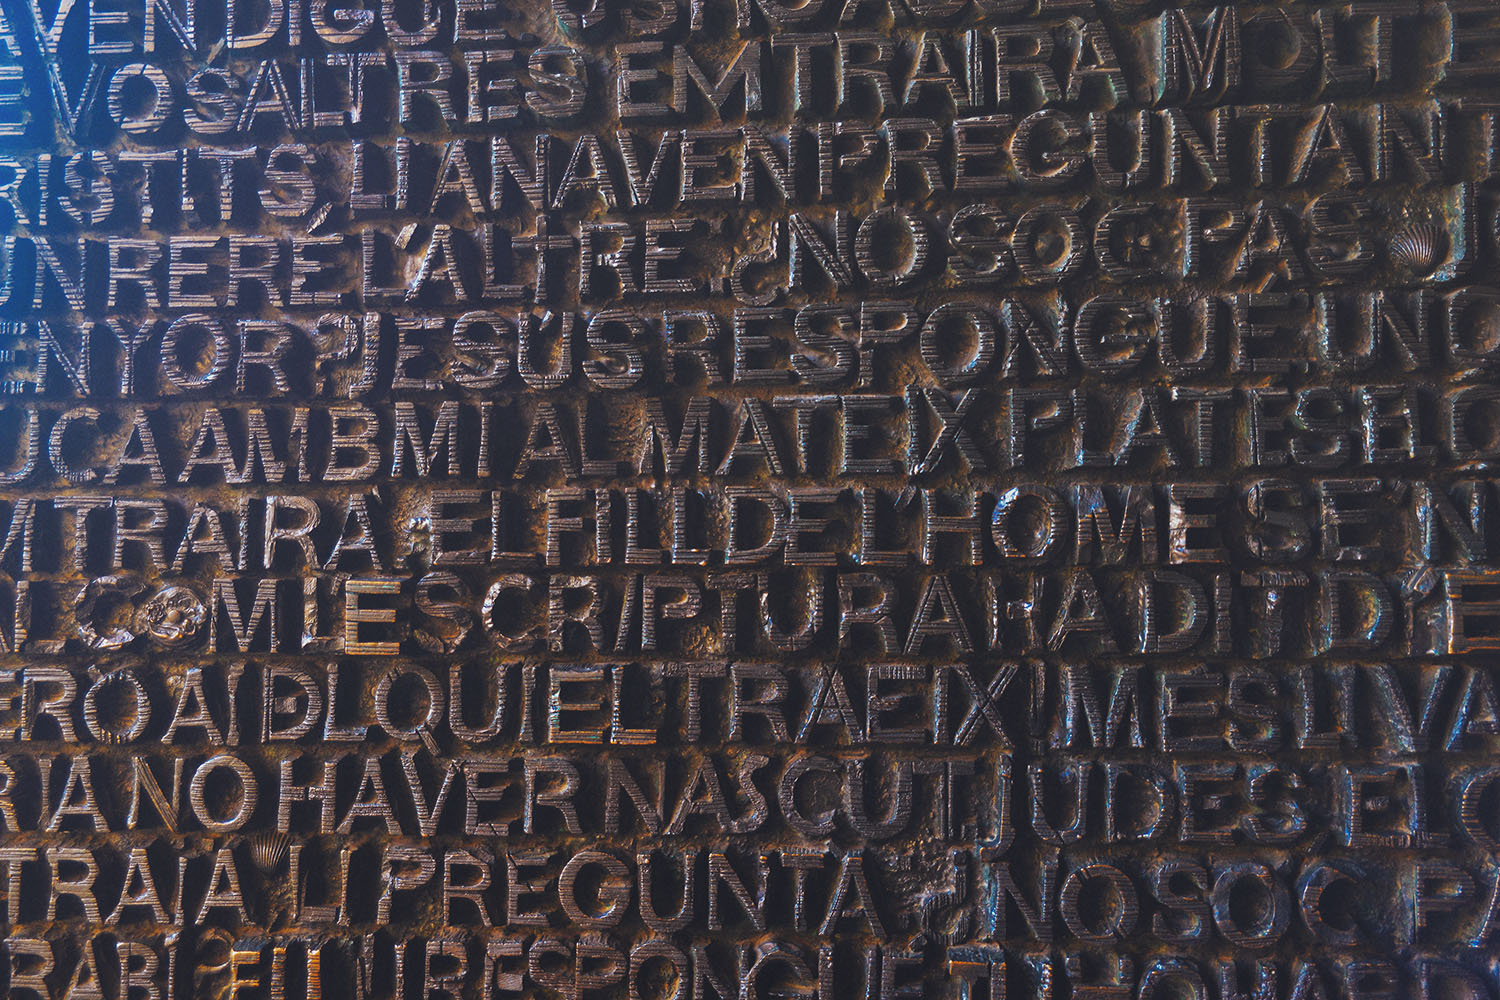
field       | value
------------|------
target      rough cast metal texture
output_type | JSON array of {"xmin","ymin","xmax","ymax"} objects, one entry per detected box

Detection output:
[{"xmin": 0, "ymin": 0, "xmax": 1498, "ymax": 997}]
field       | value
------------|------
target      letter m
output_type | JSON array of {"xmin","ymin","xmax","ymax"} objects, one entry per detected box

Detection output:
[
  {"xmin": 639, "ymin": 397, "xmax": 711, "ymax": 476},
  {"xmin": 1159, "ymin": 6, "xmax": 1240, "ymax": 102},
  {"xmin": 673, "ymin": 42, "xmax": 763, "ymax": 119},
  {"xmin": 393, "ymin": 401, "xmax": 461, "ymax": 478},
  {"xmin": 211, "ymin": 577, "xmax": 278, "ymax": 652}
]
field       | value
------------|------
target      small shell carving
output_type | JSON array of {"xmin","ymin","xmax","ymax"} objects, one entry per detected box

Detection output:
[
  {"xmin": 251, "ymin": 832, "xmax": 290, "ymax": 873},
  {"xmin": 1389, "ymin": 224, "xmax": 1447, "ymax": 275}
]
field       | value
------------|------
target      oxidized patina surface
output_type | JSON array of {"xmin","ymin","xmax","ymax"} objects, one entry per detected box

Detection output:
[{"xmin": 0, "ymin": 0, "xmax": 1496, "ymax": 997}]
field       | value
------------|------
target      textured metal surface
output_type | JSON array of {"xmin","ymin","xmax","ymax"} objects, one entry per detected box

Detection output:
[{"xmin": 0, "ymin": 0, "xmax": 1498, "ymax": 997}]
